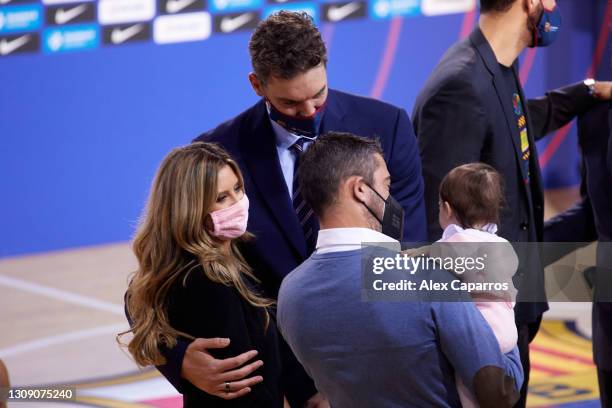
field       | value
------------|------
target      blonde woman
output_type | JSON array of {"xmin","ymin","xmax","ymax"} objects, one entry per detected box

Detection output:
[{"xmin": 121, "ymin": 142, "xmax": 282, "ymax": 407}]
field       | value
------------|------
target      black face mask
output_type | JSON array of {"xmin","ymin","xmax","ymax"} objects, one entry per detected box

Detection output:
[{"xmin": 362, "ymin": 183, "xmax": 405, "ymax": 241}]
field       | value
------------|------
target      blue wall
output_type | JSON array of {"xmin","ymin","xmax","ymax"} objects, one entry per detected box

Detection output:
[{"xmin": 1, "ymin": 0, "xmax": 608, "ymax": 257}]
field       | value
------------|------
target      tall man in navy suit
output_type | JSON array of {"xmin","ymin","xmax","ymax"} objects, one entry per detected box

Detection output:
[
  {"xmin": 411, "ymin": 0, "xmax": 612, "ymax": 406},
  {"xmin": 149, "ymin": 11, "xmax": 427, "ymax": 407}
]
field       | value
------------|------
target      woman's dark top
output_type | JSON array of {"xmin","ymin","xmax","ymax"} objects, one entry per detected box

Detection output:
[{"xmin": 166, "ymin": 263, "xmax": 282, "ymax": 407}]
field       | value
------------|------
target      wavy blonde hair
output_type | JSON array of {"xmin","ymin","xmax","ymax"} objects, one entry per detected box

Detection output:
[{"xmin": 119, "ymin": 142, "xmax": 273, "ymax": 367}]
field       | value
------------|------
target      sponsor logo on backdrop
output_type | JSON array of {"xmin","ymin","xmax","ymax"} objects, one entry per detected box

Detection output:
[
  {"xmin": 209, "ymin": 0, "xmax": 262, "ymax": 13},
  {"xmin": 213, "ymin": 11, "xmax": 259, "ymax": 33},
  {"xmin": 1, "ymin": 0, "xmax": 477, "ymax": 56},
  {"xmin": 46, "ymin": 3, "xmax": 96, "ymax": 26},
  {"xmin": 43, "ymin": 23, "xmax": 98, "ymax": 53},
  {"xmin": 421, "ymin": 0, "xmax": 474, "ymax": 16},
  {"xmin": 370, "ymin": 0, "xmax": 420, "ymax": 19},
  {"xmin": 0, "ymin": 4, "xmax": 42, "ymax": 34},
  {"xmin": 322, "ymin": 1, "xmax": 366, "ymax": 22},
  {"xmin": 0, "ymin": 0, "xmax": 41, "ymax": 5},
  {"xmin": 103, "ymin": 22, "xmax": 151, "ymax": 45},
  {"xmin": 42, "ymin": 0, "xmax": 94, "ymax": 4},
  {"xmin": 263, "ymin": 2, "xmax": 317, "ymax": 23},
  {"xmin": 153, "ymin": 11, "xmax": 211, "ymax": 44},
  {"xmin": 0, "ymin": 32, "xmax": 39, "ymax": 55},
  {"xmin": 158, "ymin": 0, "xmax": 206, "ymax": 15},
  {"xmin": 98, "ymin": 0, "xmax": 155, "ymax": 25}
]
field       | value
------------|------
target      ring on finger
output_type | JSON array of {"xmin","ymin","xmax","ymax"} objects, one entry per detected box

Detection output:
[{"xmin": 224, "ymin": 382, "xmax": 231, "ymax": 393}]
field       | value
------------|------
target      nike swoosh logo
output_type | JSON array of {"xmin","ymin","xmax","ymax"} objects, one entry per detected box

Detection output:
[
  {"xmin": 0, "ymin": 35, "xmax": 30, "ymax": 55},
  {"xmin": 111, "ymin": 24, "xmax": 143, "ymax": 44},
  {"xmin": 166, "ymin": 0, "xmax": 197, "ymax": 14},
  {"xmin": 327, "ymin": 2, "xmax": 361, "ymax": 22},
  {"xmin": 55, "ymin": 4, "xmax": 88, "ymax": 25},
  {"xmin": 220, "ymin": 13, "xmax": 253, "ymax": 33}
]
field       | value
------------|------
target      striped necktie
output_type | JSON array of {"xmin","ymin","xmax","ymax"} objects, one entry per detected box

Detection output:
[{"xmin": 290, "ymin": 137, "xmax": 319, "ymax": 254}]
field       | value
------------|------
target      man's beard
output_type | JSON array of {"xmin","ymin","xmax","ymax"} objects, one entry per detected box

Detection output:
[{"xmin": 364, "ymin": 198, "xmax": 384, "ymax": 233}]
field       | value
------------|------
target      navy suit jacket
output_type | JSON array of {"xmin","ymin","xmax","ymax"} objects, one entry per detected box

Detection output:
[
  {"xmin": 412, "ymin": 28, "xmax": 594, "ymax": 325},
  {"xmin": 198, "ymin": 88, "xmax": 427, "ymax": 297},
  {"xmin": 156, "ymin": 88, "xmax": 428, "ymax": 406},
  {"xmin": 544, "ymin": 102, "xmax": 612, "ymax": 370}
]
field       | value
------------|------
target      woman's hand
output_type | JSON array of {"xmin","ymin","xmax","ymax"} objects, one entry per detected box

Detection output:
[{"xmin": 181, "ymin": 338, "xmax": 264, "ymax": 400}]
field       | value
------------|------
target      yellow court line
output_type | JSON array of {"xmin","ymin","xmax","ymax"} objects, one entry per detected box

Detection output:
[
  {"xmin": 532, "ymin": 336, "xmax": 594, "ymax": 360},
  {"xmin": 69, "ymin": 369, "xmax": 161, "ymax": 389},
  {"xmin": 527, "ymin": 320, "xmax": 599, "ymax": 407},
  {"xmin": 540, "ymin": 321, "xmax": 592, "ymax": 349},
  {"xmin": 529, "ymin": 350, "xmax": 594, "ymax": 374},
  {"xmin": 529, "ymin": 369, "xmax": 552, "ymax": 380},
  {"xmin": 528, "ymin": 371, "xmax": 600, "ymax": 407},
  {"xmin": 76, "ymin": 395, "xmax": 156, "ymax": 408}
]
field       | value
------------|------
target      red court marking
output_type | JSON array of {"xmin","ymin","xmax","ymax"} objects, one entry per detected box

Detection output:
[
  {"xmin": 459, "ymin": 9, "xmax": 477, "ymax": 40},
  {"xmin": 530, "ymin": 344, "xmax": 595, "ymax": 366},
  {"xmin": 539, "ymin": 123, "xmax": 572, "ymax": 168},
  {"xmin": 140, "ymin": 396, "xmax": 183, "ymax": 408},
  {"xmin": 540, "ymin": 0, "xmax": 612, "ymax": 168},
  {"xmin": 519, "ymin": 48, "xmax": 538, "ymax": 86},
  {"xmin": 530, "ymin": 363, "xmax": 570, "ymax": 376},
  {"xmin": 370, "ymin": 17, "xmax": 403, "ymax": 99},
  {"xmin": 587, "ymin": 0, "xmax": 612, "ymax": 78}
]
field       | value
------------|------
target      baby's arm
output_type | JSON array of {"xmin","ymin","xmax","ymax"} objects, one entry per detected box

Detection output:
[{"xmin": 473, "ymin": 300, "xmax": 518, "ymax": 353}]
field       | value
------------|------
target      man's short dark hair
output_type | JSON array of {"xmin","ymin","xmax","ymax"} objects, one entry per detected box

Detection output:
[
  {"xmin": 479, "ymin": 0, "xmax": 516, "ymax": 13},
  {"xmin": 298, "ymin": 132, "xmax": 383, "ymax": 217},
  {"xmin": 248, "ymin": 11, "xmax": 328, "ymax": 84}
]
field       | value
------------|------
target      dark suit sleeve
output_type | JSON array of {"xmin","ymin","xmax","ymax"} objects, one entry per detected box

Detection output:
[
  {"xmin": 542, "ymin": 197, "xmax": 598, "ymax": 267},
  {"xmin": 389, "ymin": 108, "xmax": 428, "ymax": 242},
  {"xmin": 543, "ymin": 197, "xmax": 598, "ymax": 243},
  {"xmin": 280, "ymin": 337, "xmax": 317, "ymax": 407},
  {"xmin": 156, "ymin": 342, "xmax": 189, "ymax": 393},
  {"xmin": 413, "ymin": 78, "xmax": 488, "ymax": 240},
  {"xmin": 528, "ymin": 82, "xmax": 596, "ymax": 141},
  {"xmin": 124, "ymin": 291, "xmax": 189, "ymax": 393}
]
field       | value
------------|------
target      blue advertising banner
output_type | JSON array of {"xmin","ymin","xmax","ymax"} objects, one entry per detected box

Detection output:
[{"xmin": 0, "ymin": 0, "xmax": 608, "ymax": 257}]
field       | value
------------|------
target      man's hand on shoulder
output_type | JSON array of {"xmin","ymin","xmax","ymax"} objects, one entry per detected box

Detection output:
[{"xmin": 181, "ymin": 337, "xmax": 264, "ymax": 400}]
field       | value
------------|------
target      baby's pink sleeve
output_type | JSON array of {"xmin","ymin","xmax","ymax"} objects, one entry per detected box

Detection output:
[{"xmin": 473, "ymin": 301, "xmax": 518, "ymax": 353}]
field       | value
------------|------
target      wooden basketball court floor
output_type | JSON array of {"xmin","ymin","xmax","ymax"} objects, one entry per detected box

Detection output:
[{"xmin": 0, "ymin": 242, "xmax": 603, "ymax": 408}]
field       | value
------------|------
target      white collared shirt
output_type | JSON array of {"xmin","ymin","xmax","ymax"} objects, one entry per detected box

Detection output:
[
  {"xmin": 315, "ymin": 227, "xmax": 400, "ymax": 254},
  {"xmin": 440, "ymin": 223, "xmax": 500, "ymax": 242},
  {"xmin": 268, "ymin": 107, "xmax": 315, "ymax": 199}
]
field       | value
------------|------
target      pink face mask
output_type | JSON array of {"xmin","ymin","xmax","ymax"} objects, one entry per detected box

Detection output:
[{"xmin": 209, "ymin": 195, "xmax": 249, "ymax": 240}]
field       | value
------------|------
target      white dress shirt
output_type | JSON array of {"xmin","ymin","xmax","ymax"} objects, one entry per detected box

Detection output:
[
  {"xmin": 315, "ymin": 227, "xmax": 400, "ymax": 254},
  {"xmin": 269, "ymin": 110, "xmax": 315, "ymax": 199}
]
